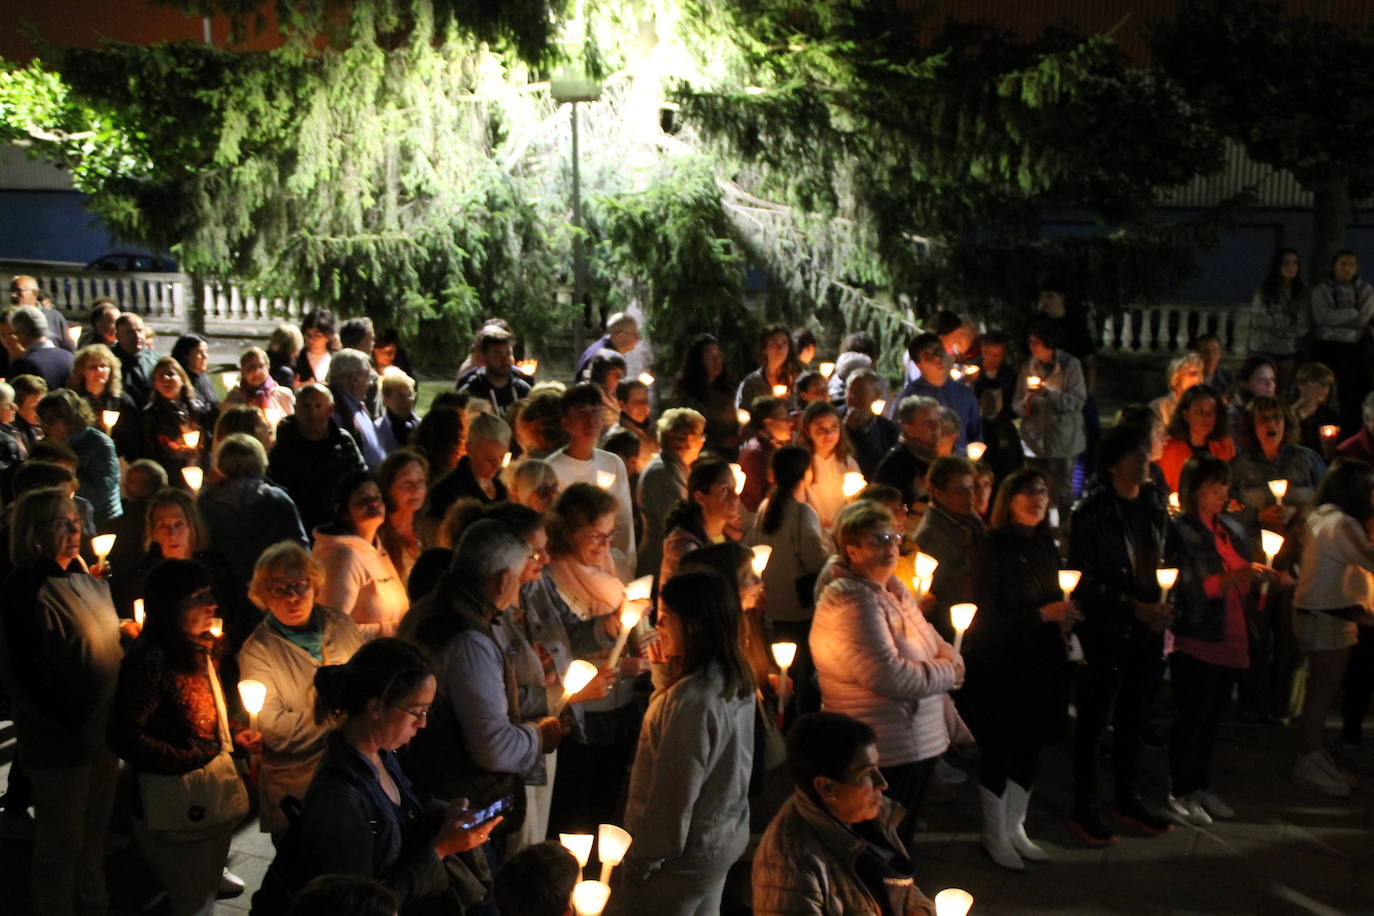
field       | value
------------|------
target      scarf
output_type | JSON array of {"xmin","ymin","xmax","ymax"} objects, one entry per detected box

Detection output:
[
  {"xmin": 545, "ymin": 554, "xmax": 624, "ymax": 620},
  {"xmin": 237, "ymin": 375, "xmax": 278, "ymax": 409},
  {"xmin": 266, "ymin": 608, "xmax": 325, "ymax": 661}
]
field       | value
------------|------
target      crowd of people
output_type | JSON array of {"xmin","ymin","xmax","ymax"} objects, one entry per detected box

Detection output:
[{"xmin": 0, "ymin": 251, "xmax": 1373, "ymax": 915}]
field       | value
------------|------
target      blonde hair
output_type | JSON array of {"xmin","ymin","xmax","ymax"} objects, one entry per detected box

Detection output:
[
  {"xmin": 248, "ymin": 541, "xmax": 325, "ymax": 610},
  {"xmin": 10, "ymin": 488, "xmax": 73, "ymax": 567},
  {"xmin": 833, "ymin": 500, "xmax": 895, "ymax": 558},
  {"xmin": 656, "ymin": 407, "xmax": 706, "ymax": 452},
  {"xmin": 69, "ymin": 344, "xmax": 123, "ymax": 399}
]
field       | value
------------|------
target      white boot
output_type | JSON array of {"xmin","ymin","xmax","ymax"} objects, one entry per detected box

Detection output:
[
  {"xmin": 1004, "ymin": 781, "xmax": 1049, "ymax": 861},
  {"xmin": 979, "ymin": 786, "xmax": 1024, "ymax": 871}
]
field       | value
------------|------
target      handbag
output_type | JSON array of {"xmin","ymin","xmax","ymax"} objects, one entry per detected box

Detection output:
[{"xmin": 137, "ymin": 655, "xmax": 250, "ymax": 837}]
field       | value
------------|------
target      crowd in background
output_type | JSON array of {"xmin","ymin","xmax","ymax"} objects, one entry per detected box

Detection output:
[{"xmin": 1, "ymin": 247, "xmax": 1373, "ymax": 915}]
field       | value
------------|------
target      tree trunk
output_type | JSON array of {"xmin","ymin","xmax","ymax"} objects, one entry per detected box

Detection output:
[
  {"xmin": 1310, "ymin": 177, "xmax": 1353, "ymax": 281},
  {"xmin": 187, "ymin": 272, "xmax": 207, "ymax": 335}
]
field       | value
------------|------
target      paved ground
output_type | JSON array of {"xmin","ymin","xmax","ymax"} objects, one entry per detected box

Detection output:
[{"xmin": 1, "ymin": 711, "xmax": 1370, "ymax": 914}]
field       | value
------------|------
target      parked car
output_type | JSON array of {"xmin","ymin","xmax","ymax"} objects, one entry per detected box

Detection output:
[{"xmin": 83, "ymin": 252, "xmax": 178, "ymax": 272}]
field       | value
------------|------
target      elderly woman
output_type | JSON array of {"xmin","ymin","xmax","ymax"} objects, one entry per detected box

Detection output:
[
  {"xmin": 237, "ymin": 541, "xmax": 365, "ymax": 835},
  {"xmin": 426, "ymin": 411, "xmax": 510, "ymax": 523},
  {"xmin": 69, "ymin": 343, "xmax": 140, "ymax": 454},
  {"xmin": 617, "ymin": 569, "xmax": 755, "ymax": 915},
  {"xmin": 1150, "ymin": 353, "xmax": 1204, "ymax": 429},
  {"xmin": 811, "ymin": 500, "xmax": 963, "ymax": 839},
  {"xmin": 660, "ymin": 457, "xmax": 740, "ymax": 586},
  {"xmin": 0, "ymin": 488, "xmax": 123, "ymax": 916},
  {"xmin": 252, "ymin": 639, "xmax": 497, "ymax": 915},
  {"xmin": 507, "ymin": 456, "xmax": 560, "ymax": 513},
  {"xmin": 108, "ymin": 559, "xmax": 254, "ymax": 916},
  {"xmin": 35, "ymin": 388, "xmax": 122, "ymax": 524},
  {"xmin": 1158, "ymin": 384, "xmax": 1236, "ymax": 493},
  {"xmin": 966, "ymin": 469, "xmax": 1080, "ymax": 870},
  {"xmin": 197, "ymin": 433, "xmax": 309, "ymax": 583},
  {"xmin": 753, "ymin": 712, "xmax": 937, "ymax": 916},
  {"xmin": 328, "ymin": 348, "xmax": 384, "ymax": 470},
  {"xmin": 220, "ymin": 346, "xmax": 296, "ymax": 420},
  {"xmin": 313, "ymin": 470, "xmax": 410, "ymax": 639},
  {"xmin": 171, "ymin": 333, "xmax": 219, "ymax": 410},
  {"xmin": 635, "ymin": 407, "xmax": 705, "ymax": 579},
  {"xmin": 142, "ymin": 356, "xmax": 212, "ymax": 488},
  {"xmin": 377, "ymin": 448, "xmax": 429, "ymax": 587}
]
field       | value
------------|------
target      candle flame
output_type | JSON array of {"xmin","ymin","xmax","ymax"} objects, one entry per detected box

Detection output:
[
  {"xmin": 751, "ymin": 544, "xmax": 772, "ymax": 576},
  {"xmin": 870, "ymin": 399, "xmax": 887, "ymax": 416},
  {"xmin": 965, "ymin": 441, "xmax": 986, "ymax": 461},
  {"xmin": 237, "ymin": 679, "xmax": 267, "ymax": 715},
  {"xmin": 950, "ymin": 603, "xmax": 978, "ymax": 632},
  {"xmin": 771, "ymin": 641, "xmax": 797, "ymax": 668},
  {"xmin": 182, "ymin": 466, "xmax": 204, "ymax": 491},
  {"xmin": 818, "ymin": 361, "xmax": 835, "ymax": 378},
  {"xmin": 841, "ymin": 471, "xmax": 866, "ymax": 498}
]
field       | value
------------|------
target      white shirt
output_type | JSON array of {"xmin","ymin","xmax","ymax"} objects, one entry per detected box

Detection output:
[{"xmin": 547, "ymin": 447, "xmax": 638, "ymax": 575}]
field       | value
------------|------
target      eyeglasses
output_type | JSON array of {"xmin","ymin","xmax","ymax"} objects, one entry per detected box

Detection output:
[
  {"xmin": 527, "ymin": 549, "xmax": 547, "ymax": 563},
  {"xmin": 868, "ymin": 532, "xmax": 903, "ymax": 548},
  {"xmin": 394, "ymin": 704, "xmax": 431, "ymax": 721},
  {"xmin": 583, "ymin": 529, "xmax": 615, "ymax": 546},
  {"xmin": 268, "ymin": 580, "xmax": 311, "ymax": 598}
]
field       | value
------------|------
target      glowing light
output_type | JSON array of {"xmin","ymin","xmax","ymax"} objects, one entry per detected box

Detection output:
[
  {"xmin": 208, "ymin": 617, "xmax": 223, "ymax": 638},
  {"xmin": 182, "ymin": 467, "xmax": 204, "ymax": 491},
  {"xmin": 771, "ymin": 641, "xmax": 797, "ymax": 669},
  {"xmin": 950, "ymin": 367, "xmax": 963, "ymax": 381},
  {"xmin": 220, "ymin": 371, "xmax": 238, "ymax": 389},
  {"xmin": 1168, "ymin": 492, "xmax": 1180, "ymax": 513},
  {"xmin": 1261, "ymin": 529, "xmax": 1284, "ymax": 564},
  {"xmin": 91, "ymin": 533, "xmax": 116, "ymax": 563},
  {"xmin": 730, "ymin": 463, "xmax": 746, "ymax": 494},
  {"xmin": 502, "ymin": 452, "xmax": 512, "ymax": 468},
  {"xmin": 638, "ymin": 372, "xmax": 654, "ymax": 386},
  {"xmin": 66, "ymin": 326, "xmax": 81, "ymax": 345},
  {"xmin": 870, "ymin": 399, "xmax": 887, "ymax": 416},
  {"xmin": 818, "ymin": 361, "xmax": 835, "ymax": 378},
  {"xmin": 181, "ymin": 430, "xmax": 201, "ymax": 449},
  {"xmin": 133, "ymin": 599, "xmax": 145, "ymax": 625},
  {"xmin": 101, "ymin": 409, "xmax": 120, "ymax": 430},
  {"xmin": 841, "ymin": 472, "xmax": 866, "ymax": 498},
  {"xmin": 555, "ymin": 660, "xmax": 599, "ymax": 714},
  {"xmin": 1058, "ymin": 569, "xmax": 1082, "ymax": 594},
  {"xmin": 1027, "ymin": 375, "xmax": 1043, "ymax": 390},
  {"xmin": 237, "ymin": 679, "xmax": 267, "ymax": 735},
  {"xmin": 1321, "ymin": 424, "xmax": 1340, "ymax": 440},
  {"xmin": 595, "ymin": 470, "xmax": 616, "ymax": 490},
  {"xmin": 771, "ymin": 384, "xmax": 788, "ymax": 397},
  {"xmin": 966, "ymin": 442, "xmax": 986, "ymax": 461},
  {"xmin": 1156, "ymin": 568, "xmax": 1179, "ymax": 596},
  {"xmin": 559, "ymin": 833, "xmax": 593, "ymax": 867},
  {"xmin": 1268, "ymin": 479, "xmax": 1288, "ymax": 503},
  {"xmin": 264, "ymin": 407, "xmax": 285, "ymax": 427},
  {"xmin": 624, "ymin": 575, "xmax": 653, "ymax": 602},
  {"xmin": 571, "ymin": 880, "xmax": 610, "ymax": 916},
  {"xmin": 736, "ymin": 409, "xmax": 751, "ymax": 426},
  {"xmin": 914, "ymin": 552, "xmax": 939, "ymax": 579},
  {"xmin": 597, "ymin": 824, "xmax": 632, "ymax": 883},
  {"xmin": 964, "ymin": 365, "xmax": 980, "ymax": 377},
  {"xmin": 934, "ymin": 888, "xmax": 974, "ymax": 916},
  {"xmin": 515, "ymin": 359, "xmax": 538, "ymax": 376},
  {"xmin": 751, "ymin": 544, "xmax": 772, "ymax": 576},
  {"xmin": 950, "ymin": 603, "xmax": 977, "ymax": 655}
]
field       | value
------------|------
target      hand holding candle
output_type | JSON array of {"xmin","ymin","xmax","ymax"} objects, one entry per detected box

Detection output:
[
  {"xmin": 1260, "ymin": 529, "xmax": 1284, "ymax": 599},
  {"xmin": 1268, "ymin": 478, "xmax": 1288, "ymax": 506},
  {"xmin": 607, "ymin": 596, "xmax": 648, "ymax": 668},
  {"xmin": 1156, "ymin": 567, "xmax": 1179, "ymax": 602},
  {"xmin": 91, "ymin": 533, "xmax": 116, "ymax": 572},
  {"xmin": 771, "ymin": 641, "xmax": 797, "ymax": 727},
  {"xmin": 750, "ymin": 545, "xmax": 772, "ymax": 577},
  {"xmin": 949, "ymin": 603, "xmax": 977, "ymax": 655},
  {"xmin": 1058, "ymin": 568, "xmax": 1081, "ymax": 598},
  {"xmin": 554, "ymin": 660, "xmax": 599, "ymax": 716},
  {"xmin": 841, "ymin": 471, "xmax": 866, "ymax": 498}
]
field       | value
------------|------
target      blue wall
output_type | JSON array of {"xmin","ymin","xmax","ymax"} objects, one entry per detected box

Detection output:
[{"xmin": 0, "ymin": 190, "xmax": 130, "ymax": 264}]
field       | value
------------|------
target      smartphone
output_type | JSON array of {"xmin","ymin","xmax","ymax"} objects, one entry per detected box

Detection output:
[{"xmin": 464, "ymin": 794, "xmax": 513, "ymax": 827}]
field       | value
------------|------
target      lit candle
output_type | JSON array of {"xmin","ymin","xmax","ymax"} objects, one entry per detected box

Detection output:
[
  {"xmin": 966, "ymin": 441, "xmax": 987, "ymax": 462},
  {"xmin": 101, "ymin": 409, "xmax": 120, "ymax": 430},
  {"xmin": 933, "ymin": 888, "xmax": 974, "ymax": 916},
  {"xmin": 1156, "ymin": 567, "xmax": 1179, "ymax": 602},
  {"xmin": 595, "ymin": 470, "xmax": 616, "ymax": 490},
  {"xmin": 219, "ymin": 371, "xmax": 238, "ymax": 390},
  {"xmin": 771, "ymin": 384, "xmax": 788, "ymax": 397},
  {"xmin": 1058, "ymin": 569, "xmax": 1081, "ymax": 596},
  {"xmin": 914, "ymin": 552, "xmax": 939, "ymax": 580},
  {"xmin": 91, "ymin": 533, "xmax": 116, "ymax": 566},
  {"xmin": 1168, "ymin": 492, "xmax": 1180, "ymax": 514},
  {"xmin": 772, "ymin": 641, "xmax": 797, "ymax": 726},
  {"xmin": 870, "ymin": 399, "xmax": 887, "ymax": 416},
  {"xmin": 181, "ymin": 430, "xmax": 201, "ymax": 449},
  {"xmin": 1260, "ymin": 529, "xmax": 1284, "ymax": 600},
  {"xmin": 515, "ymin": 359, "xmax": 539, "ymax": 376},
  {"xmin": 133, "ymin": 598, "xmax": 145, "ymax": 625},
  {"xmin": 949, "ymin": 603, "xmax": 977, "ymax": 655},
  {"xmin": 841, "ymin": 471, "xmax": 866, "ymax": 498},
  {"xmin": 637, "ymin": 372, "xmax": 654, "ymax": 386},
  {"xmin": 559, "ymin": 833, "xmax": 593, "ymax": 868},
  {"xmin": 818, "ymin": 361, "xmax": 835, "ymax": 378},
  {"xmin": 607, "ymin": 602, "xmax": 644, "ymax": 669},
  {"xmin": 237, "ymin": 679, "xmax": 267, "ymax": 735},
  {"xmin": 208, "ymin": 617, "xmax": 223, "ymax": 638},
  {"xmin": 1320, "ymin": 424, "xmax": 1340, "ymax": 440},
  {"xmin": 950, "ymin": 367, "xmax": 963, "ymax": 381},
  {"xmin": 501, "ymin": 452, "xmax": 512, "ymax": 468},
  {"xmin": 182, "ymin": 466, "xmax": 204, "ymax": 491},
  {"xmin": 730, "ymin": 463, "xmax": 746, "ymax": 494},
  {"xmin": 624, "ymin": 575, "xmax": 653, "ymax": 602},
  {"xmin": 264, "ymin": 406, "xmax": 285, "ymax": 428},
  {"xmin": 66, "ymin": 326, "xmax": 81, "ymax": 345},
  {"xmin": 1027, "ymin": 375, "xmax": 1043, "ymax": 390},
  {"xmin": 554, "ymin": 660, "xmax": 599, "ymax": 715},
  {"xmin": 751, "ymin": 544, "xmax": 772, "ymax": 576},
  {"xmin": 570, "ymin": 881, "xmax": 610, "ymax": 916},
  {"xmin": 1268, "ymin": 478, "xmax": 1288, "ymax": 505},
  {"xmin": 736, "ymin": 408, "xmax": 751, "ymax": 426},
  {"xmin": 1048, "ymin": 507, "xmax": 1060, "ymax": 529},
  {"xmin": 963, "ymin": 365, "xmax": 980, "ymax": 378},
  {"xmin": 596, "ymin": 824, "xmax": 632, "ymax": 885}
]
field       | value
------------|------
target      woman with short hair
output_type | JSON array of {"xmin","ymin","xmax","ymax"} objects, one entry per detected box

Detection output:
[
  {"xmin": 35, "ymin": 387, "xmax": 122, "ymax": 524},
  {"xmin": 197, "ymin": 433, "xmax": 308, "ymax": 583},
  {"xmin": 220, "ymin": 346, "xmax": 296, "ymax": 421},
  {"xmin": 68, "ymin": 342, "xmax": 140, "ymax": 454},
  {"xmin": 506, "ymin": 456, "xmax": 560, "ymax": 514},
  {"xmin": 635, "ymin": 407, "xmax": 705, "ymax": 579}
]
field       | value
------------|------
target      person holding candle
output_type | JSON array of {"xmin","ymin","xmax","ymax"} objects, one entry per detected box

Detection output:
[
  {"xmin": 799, "ymin": 401, "xmax": 861, "ymax": 532},
  {"xmin": 35, "ymin": 388, "xmax": 123, "ymax": 525},
  {"xmin": 634, "ymin": 407, "xmax": 705, "ymax": 579},
  {"xmin": 220, "ymin": 346, "xmax": 297, "ymax": 420},
  {"xmin": 738, "ymin": 395, "xmax": 793, "ymax": 517},
  {"xmin": 842, "ymin": 369, "xmax": 899, "ymax": 480},
  {"xmin": 197, "ymin": 433, "xmax": 309, "ymax": 583},
  {"xmin": 1290, "ymin": 362, "xmax": 1342, "ymax": 455},
  {"xmin": 660, "ymin": 458, "xmax": 741, "ymax": 585},
  {"xmin": 1157, "ymin": 384, "xmax": 1236, "ymax": 493},
  {"xmin": 252, "ymin": 638, "xmax": 498, "ymax": 915},
  {"xmin": 312, "ymin": 470, "xmax": 410, "ymax": 640},
  {"xmin": 69, "ymin": 343, "xmax": 141, "ymax": 457},
  {"xmin": 914, "ymin": 457, "xmax": 987, "ymax": 643},
  {"xmin": 238, "ymin": 541, "xmax": 365, "ymax": 836},
  {"xmin": 736, "ymin": 324, "xmax": 798, "ymax": 414},
  {"xmin": 0, "ymin": 488, "xmax": 123, "ymax": 915},
  {"xmin": 1164, "ymin": 455, "xmax": 1278, "ymax": 822},
  {"xmin": 108, "ymin": 558, "xmax": 256, "ymax": 915},
  {"xmin": 142, "ymin": 356, "xmax": 212, "ymax": 490},
  {"xmin": 886, "ymin": 332, "xmax": 982, "ymax": 453},
  {"xmin": 811, "ymin": 500, "xmax": 963, "ymax": 841},
  {"xmin": 616, "ymin": 568, "xmax": 755, "ymax": 915},
  {"xmin": 1015, "ymin": 316, "xmax": 1087, "ymax": 532},
  {"xmin": 752, "ymin": 712, "xmax": 938, "ymax": 916},
  {"xmin": 1067, "ymin": 424, "xmax": 1175, "ymax": 845}
]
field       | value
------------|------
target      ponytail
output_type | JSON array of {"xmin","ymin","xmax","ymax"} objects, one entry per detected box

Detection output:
[{"xmin": 313, "ymin": 638, "xmax": 432, "ymax": 725}]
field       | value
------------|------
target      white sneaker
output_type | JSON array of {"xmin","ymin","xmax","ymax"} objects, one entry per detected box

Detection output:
[
  {"xmin": 1318, "ymin": 750, "xmax": 1360, "ymax": 788},
  {"xmin": 1193, "ymin": 789, "xmax": 1234, "ymax": 820},
  {"xmin": 1294, "ymin": 752, "xmax": 1353, "ymax": 798},
  {"xmin": 1166, "ymin": 793, "xmax": 1212, "ymax": 826},
  {"xmin": 935, "ymin": 756, "xmax": 968, "ymax": 786}
]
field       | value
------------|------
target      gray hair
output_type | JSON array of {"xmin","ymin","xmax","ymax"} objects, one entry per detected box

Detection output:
[
  {"xmin": 328, "ymin": 348, "xmax": 372, "ymax": 383},
  {"xmin": 467, "ymin": 411, "xmax": 512, "ymax": 449},
  {"xmin": 451, "ymin": 519, "xmax": 528, "ymax": 584},
  {"xmin": 846, "ymin": 367, "xmax": 883, "ymax": 394},
  {"xmin": 0, "ymin": 380, "xmax": 13, "ymax": 403},
  {"xmin": 896, "ymin": 394, "xmax": 940, "ymax": 424},
  {"xmin": 607, "ymin": 311, "xmax": 637, "ymax": 334},
  {"xmin": 506, "ymin": 457, "xmax": 556, "ymax": 497},
  {"xmin": 10, "ymin": 305, "xmax": 45, "ymax": 340},
  {"xmin": 1167, "ymin": 353, "xmax": 1204, "ymax": 389},
  {"xmin": 214, "ymin": 432, "xmax": 268, "ymax": 479}
]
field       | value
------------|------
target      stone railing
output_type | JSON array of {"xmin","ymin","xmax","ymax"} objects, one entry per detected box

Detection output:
[{"xmin": 1099, "ymin": 301, "xmax": 1251, "ymax": 358}]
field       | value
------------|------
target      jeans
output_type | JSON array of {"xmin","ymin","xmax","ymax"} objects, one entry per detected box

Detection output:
[
  {"xmin": 29, "ymin": 750, "xmax": 119, "ymax": 916},
  {"xmin": 1168, "ymin": 651, "xmax": 1238, "ymax": 796}
]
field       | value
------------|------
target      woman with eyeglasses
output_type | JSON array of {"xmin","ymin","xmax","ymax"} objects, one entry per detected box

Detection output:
[
  {"xmin": 238, "ymin": 542, "xmax": 365, "ymax": 836},
  {"xmin": 252, "ymin": 638, "xmax": 498, "ymax": 916},
  {"xmin": 312, "ymin": 470, "xmax": 410, "ymax": 640},
  {"xmin": 811, "ymin": 499, "xmax": 964, "ymax": 842},
  {"xmin": 108, "ymin": 558, "xmax": 257, "ymax": 916},
  {"xmin": 506, "ymin": 456, "xmax": 560, "ymax": 514}
]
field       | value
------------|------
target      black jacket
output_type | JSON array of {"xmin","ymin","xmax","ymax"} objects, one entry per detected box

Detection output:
[
  {"xmin": 425, "ymin": 455, "xmax": 508, "ymax": 523},
  {"xmin": 267, "ymin": 416, "xmax": 367, "ymax": 536},
  {"xmin": 1167, "ymin": 513, "xmax": 1251, "ymax": 644},
  {"xmin": 1069, "ymin": 484, "xmax": 1172, "ymax": 645}
]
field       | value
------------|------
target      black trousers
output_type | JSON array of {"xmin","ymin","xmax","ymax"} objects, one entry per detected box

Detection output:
[
  {"xmin": 1168, "ymin": 651, "xmax": 1238, "ymax": 796},
  {"xmin": 1072, "ymin": 633, "xmax": 1164, "ymax": 810},
  {"xmin": 1341, "ymin": 623, "xmax": 1374, "ymax": 744},
  {"xmin": 881, "ymin": 756, "xmax": 938, "ymax": 841},
  {"xmin": 976, "ymin": 701, "xmax": 1046, "ymax": 796}
]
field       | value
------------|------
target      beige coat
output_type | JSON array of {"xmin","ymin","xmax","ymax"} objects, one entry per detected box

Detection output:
[{"xmin": 312, "ymin": 528, "xmax": 410, "ymax": 639}]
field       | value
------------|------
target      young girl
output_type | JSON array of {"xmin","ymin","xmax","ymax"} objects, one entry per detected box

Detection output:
[
  {"xmin": 142, "ymin": 357, "xmax": 211, "ymax": 489},
  {"xmin": 799, "ymin": 401, "xmax": 861, "ymax": 531}
]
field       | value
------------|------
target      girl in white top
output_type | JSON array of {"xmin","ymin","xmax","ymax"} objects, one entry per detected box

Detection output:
[
  {"xmin": 1292, "ymin": 459, "xmax": 1374, "ymax": 796},
  {"xmin": 799, "ymin": 401, "xmax": 861, "ymax": 532},
  {"xmin": 313, "ymin": 470, "xmax": 410, "ymax": 639}
]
